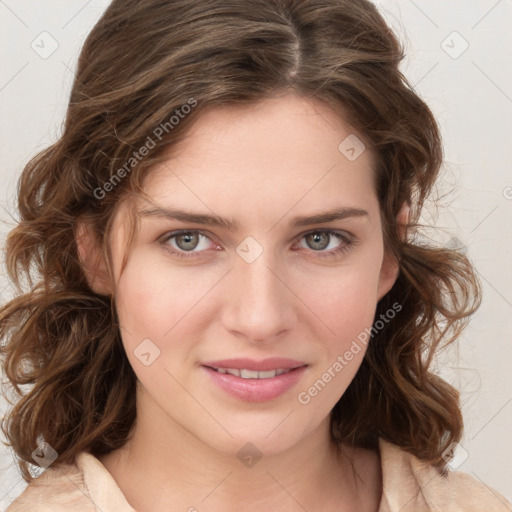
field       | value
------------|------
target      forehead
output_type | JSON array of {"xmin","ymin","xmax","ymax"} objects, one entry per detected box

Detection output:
[
  {"xmin": 139, "ymin": 94, "xmax": 377, "ymax": 220},
  {"xmin": 108, "ymin": 94, "xmax": 382, "ymax": 273}
]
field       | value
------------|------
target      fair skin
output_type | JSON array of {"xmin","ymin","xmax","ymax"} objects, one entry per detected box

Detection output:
[{"xmin": 77, "ymin": 93, "xmax": 408, "ymax": 512}]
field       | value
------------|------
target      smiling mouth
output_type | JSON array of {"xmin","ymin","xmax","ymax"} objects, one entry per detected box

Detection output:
[
  {"xmin": 201, "ymin": 363, "xmax": 308, "ymax": 402},
  {"xmin": 205, "ymin": 367, "xmax": 300, "ymax": 379}
]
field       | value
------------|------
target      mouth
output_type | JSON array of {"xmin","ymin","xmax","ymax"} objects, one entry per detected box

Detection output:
[
  {"xmin": 201, "ymin": 357, "xmax": 306, "ymax": 373},
  {"xmin": 200, "ymin": 359, "xmax": 308, "ymax": 402},
  {"xmin": 204, "ymin": 366, "xmax": 302, "ymax": 378}
]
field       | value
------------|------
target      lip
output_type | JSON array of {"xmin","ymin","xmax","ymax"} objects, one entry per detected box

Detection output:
[
  {"xmin": 201, "ymin": 361, "xmax": 308, "ymax": 403},
  {"xmin": 201, "ymin": 357, "xmax": 306, "ymax": 372}
]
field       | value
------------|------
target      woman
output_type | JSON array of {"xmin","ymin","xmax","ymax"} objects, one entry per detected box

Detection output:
[{"xmin": 1, "ymin": 0, "xmax": 510, "ymax": 510}]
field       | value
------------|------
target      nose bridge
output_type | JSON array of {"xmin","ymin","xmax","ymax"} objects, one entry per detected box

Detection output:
[
  {"xmin": 223, "ymin": 243, "xmax": 294, "ymax": 341},
  {"xmin": 240, "ymin": 252, "xmax": 281, "ymax": 304}
]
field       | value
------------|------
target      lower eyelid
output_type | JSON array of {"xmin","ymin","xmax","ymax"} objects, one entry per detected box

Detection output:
[
  {"xmin": 161, "ymin": 229, "xmax": 353, "ymax": 256},
  {"xmin": 297, "ymin": 232, "xmax": 353, "ymax": 252},
  {"xmin": 164, "ymin": 231, "xmax": 215, "ymax": 251}
]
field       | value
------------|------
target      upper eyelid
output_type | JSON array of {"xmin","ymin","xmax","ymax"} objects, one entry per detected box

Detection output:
[{"xmin": 161, "ymin": 228, "xmax": 353, "ymax": 248}]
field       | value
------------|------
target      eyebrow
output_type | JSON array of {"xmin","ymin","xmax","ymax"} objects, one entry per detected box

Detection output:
[{"xmin": 138, "ymin": 206, "xmax": 369, "ymax": 231}]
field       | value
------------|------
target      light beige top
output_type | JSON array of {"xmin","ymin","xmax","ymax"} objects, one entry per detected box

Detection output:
[{"xmin": 6, "ymin": 438, "xmax": 511, "ymax": 511}]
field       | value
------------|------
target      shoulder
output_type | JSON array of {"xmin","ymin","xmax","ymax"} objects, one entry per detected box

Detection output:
[
  {"xmin": 6, "ymin": 452, "xmax": 134, "ymax": 512},
  {"xmin": 5, "ymin": 456, "xmax": 92, "ymax": 512},
  {"xmin": 377, "ymin": 438, "xmax": 512, "ymax": 512}
]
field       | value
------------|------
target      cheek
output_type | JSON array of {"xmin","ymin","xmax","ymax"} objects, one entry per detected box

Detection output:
[
  {"xmin": 293, "ymin": 254, "xmax": 383, "ymax": 343},
  {"xmin": 114, "ymin": 250, "xmax": 224, "ymax": 362},
  {"xmin": 292, "ymin": 264, "xmax": 381, "ymax": 408},
  {"xmin": 115, "ymin": 239, "xmax": 383, "ymax": 357},
  {"xmin": 114, "ymin": 253, "xmax": 194, "ymax": 348}
]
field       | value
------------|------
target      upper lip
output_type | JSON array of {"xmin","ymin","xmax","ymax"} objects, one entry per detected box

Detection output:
[{"xmin": 201, "ymin": 358, "xmax": 307, "ymax": 372}]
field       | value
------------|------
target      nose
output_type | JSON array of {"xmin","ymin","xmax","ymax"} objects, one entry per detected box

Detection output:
[{"xmin": 221, "ymin": 250, "xmax": 296, "ymax": 343}]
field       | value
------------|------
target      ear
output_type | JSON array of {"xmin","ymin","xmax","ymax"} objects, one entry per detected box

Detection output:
[
  {"xmin": 75, "ymin": 218, "xmax": 112, "ymax": 296},
  {"xmin": 376, "ymin": 201, "xmax": 410, "ymax": 301}
]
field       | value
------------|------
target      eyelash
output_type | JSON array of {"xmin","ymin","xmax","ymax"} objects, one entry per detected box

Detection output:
[{"xmin": 159, "ymin": 229, "xmax": 355, "ymax": 260}]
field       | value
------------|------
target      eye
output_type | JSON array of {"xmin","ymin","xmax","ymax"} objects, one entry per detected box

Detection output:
[
  {"xmin": 295, "ymin": 230, "xmax": 354, "ymax": 259},
  {"xmin": 160, "ymin": 230, "xmax": 216, "ymax": 259},
  {"xmin": 159, "ymin": 229, "xmax": 355, "ymax": 260}
]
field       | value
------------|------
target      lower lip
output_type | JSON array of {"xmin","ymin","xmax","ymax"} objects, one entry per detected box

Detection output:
[{"xmin": 201, "ymin": 365, "xmax": 307, "ymax": 402}]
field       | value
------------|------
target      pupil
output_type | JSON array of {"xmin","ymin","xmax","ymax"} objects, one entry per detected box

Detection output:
[
  {"xmin": 308, "ymin": 232, "xmax": 328, "ymax": 250},
  {"xmin": 178, "ymin": 233, "xmax": 198, "ymax": 251}
]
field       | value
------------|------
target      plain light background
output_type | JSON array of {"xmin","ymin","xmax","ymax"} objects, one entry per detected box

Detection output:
[{"xmin": 0, "ymin": 0, "xmax": 511, "ymax": 508}]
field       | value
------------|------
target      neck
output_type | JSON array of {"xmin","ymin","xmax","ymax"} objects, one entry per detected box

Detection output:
[{"xmin": 99, "ymin": 386, "xmax": 372, "ymax": 512}]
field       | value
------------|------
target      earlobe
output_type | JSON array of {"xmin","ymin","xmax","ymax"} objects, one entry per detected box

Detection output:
[
  {"xmin": 396, "ymin": 201, "xmax": 410, "ymax": 242},
  {"xmin": 376, "ymin": 201, "xmax": 410, "ymax": 301},
  {"xmin": 377, "ymin": 252, "xmax": 399, "ymax": 301},
  {"xmin": 75, "ymin": 219, "xmax": 112, "ymax": 296}
]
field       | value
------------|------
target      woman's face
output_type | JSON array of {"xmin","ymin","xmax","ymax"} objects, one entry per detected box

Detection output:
[{"xmin": 107, "ymin": 93, "xmax": 399, "ymax": 457}]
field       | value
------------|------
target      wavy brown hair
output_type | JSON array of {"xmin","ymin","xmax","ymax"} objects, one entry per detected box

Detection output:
[{"xmin": 1, "ymin": 0, "xmax": 480, "ymax": 482}]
